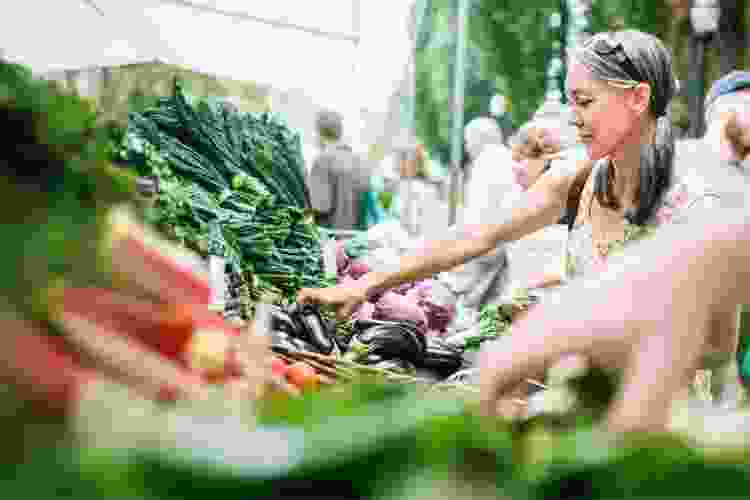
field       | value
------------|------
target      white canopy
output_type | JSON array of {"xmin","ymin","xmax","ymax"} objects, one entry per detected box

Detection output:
[{"xmin": 0, "ymin": 0, "xmax": 415, "ymax": 123}]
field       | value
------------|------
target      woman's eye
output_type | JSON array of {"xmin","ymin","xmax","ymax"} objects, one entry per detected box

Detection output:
[{"xmin": 576, "ymin": 99, "xmax": 593, "ymax": 107}]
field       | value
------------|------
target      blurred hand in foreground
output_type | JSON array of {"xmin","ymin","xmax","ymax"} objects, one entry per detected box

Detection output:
[{"xmin": 479, "ymin": 215, "xmax": 750, "ymax": 433}]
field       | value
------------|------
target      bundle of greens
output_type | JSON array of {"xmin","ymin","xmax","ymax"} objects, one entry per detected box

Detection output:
[
  {"xmin": 464, "ymin": 288, "xmax": 537, "ymax": 351},
  {"xmin": 119, "ymin": 80, "xmax": 323, "ymax": 303}
]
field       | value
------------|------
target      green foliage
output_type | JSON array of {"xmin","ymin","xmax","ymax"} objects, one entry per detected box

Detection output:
[
  {"xmin": 472, "ymin": 0, "xmax": 561, "ymax": 128},
  {"xmin": 588, "ymin": 0, "xmax": 669, "ymax": 37},
  {"xmin": 415, "ymin": 0, "xmax": 500, "ymax": 164},
  {"xmin": 10, "ymin": 376, "xmax": 750, "ymax": 500},
  {"xmin": 464, "ymin": 287, "xmax": 536, "ymax": 350},
  {"xmin": 415, "ymin": 0, "xmax": 565, "ymax": 162}
]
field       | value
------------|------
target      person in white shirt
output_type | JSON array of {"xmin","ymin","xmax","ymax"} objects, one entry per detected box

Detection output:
[
  {"xmin": 434, "ymin": 117, "xmax": 513, "ymax": 325},
  {"xmin": 460, "ymin": 117, "xmax": 516, "ymax": 225}
]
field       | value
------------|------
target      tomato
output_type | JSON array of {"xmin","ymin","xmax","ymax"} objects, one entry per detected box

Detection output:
[
  {"xmin": 285, "ymin": 362, "xmax": 319, "ymax": 391},
  {"xmin": 270, "ymin": 357, "xmax": 289, "ymax": 378}
]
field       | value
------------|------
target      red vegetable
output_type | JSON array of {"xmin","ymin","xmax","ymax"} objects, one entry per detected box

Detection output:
[
  {"xmin": 55, "ymin": 287, "xmax": 235, "ymax": 363},
  {"xmin": 58, "ymin": 310, "xmax": 208, "ymax": 400},
  {"xmin": 285, "ymin": 362, "xmax": 319, "ymax": 391},
  {"xmin": 348, "ymin": 260, "xmax": 370, "ymax": 280},
  {"xmin": 420, "ymin": 301, "xmax": 455, "ymax": 332},
  {"xmin": 373, "ymin": 292, "xmax": 427, "ymax": 330},
  {"xmin": 406, "ymin": 281, "xmax": 455, "ymax": 332},
  {"xmin": 271, "ymin": 357, "xmax": 289, "ymax": 377}
]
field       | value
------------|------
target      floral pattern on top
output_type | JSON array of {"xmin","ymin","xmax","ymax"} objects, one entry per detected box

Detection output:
[{"xmin": 526, "ymin": 160, "xmax": 720, "ymax": 302}]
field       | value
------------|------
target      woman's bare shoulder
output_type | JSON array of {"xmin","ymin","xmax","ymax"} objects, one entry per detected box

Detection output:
[{"xmin": 535, "ymin": 157, "xmax": 594, "ymax": 198}]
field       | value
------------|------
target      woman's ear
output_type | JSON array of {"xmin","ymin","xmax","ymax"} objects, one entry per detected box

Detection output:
[
  {"xmin": 631, "ymin": 83, "xmax": 652, "ymax": 115},
  {"xmin": 725, "ymin": 112, "xmax": 750, "ymax": 162}
]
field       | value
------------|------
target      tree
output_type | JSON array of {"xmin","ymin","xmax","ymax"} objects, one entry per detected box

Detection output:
[
  {"xmin": 471, "ymin": 0, "xmax": 561, "ymax": 129},
  {"xmin": 414, "ymin": 0, "xmax": 563, "ymax": 164},
  {"xmin": 415, "ymin": 0, "xmax": 498, "ymax": 165}
]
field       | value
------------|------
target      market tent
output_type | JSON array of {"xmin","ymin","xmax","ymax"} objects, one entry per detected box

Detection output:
[{"xmin": 0, "ymin": 0, "xmax": 415, "ymax": 139}]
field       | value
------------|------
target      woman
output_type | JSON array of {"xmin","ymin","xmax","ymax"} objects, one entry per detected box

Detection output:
[{"xmin": 484, "ymin": 32, "xmax": 737, "ymax": 424}]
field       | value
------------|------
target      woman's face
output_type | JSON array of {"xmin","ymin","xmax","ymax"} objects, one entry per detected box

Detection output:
[{"xmin": 566, "ymin": 60, "xmax": 641, "ymax": 161}]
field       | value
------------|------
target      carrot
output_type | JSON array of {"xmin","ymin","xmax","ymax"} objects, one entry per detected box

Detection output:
[
  {"xmin": 286, "ymin": 362, "xmax": 319, "ymax": 391},
  {"xmin": 59, "ymin": 312, "xmax": 207, "ymax": 400},
  {"xmin": 54, "ymin": 288, "xmax": 237, "ymax": 364}
]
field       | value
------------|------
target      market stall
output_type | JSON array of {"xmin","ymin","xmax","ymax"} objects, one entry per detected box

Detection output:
[{"xmin": 3, "ymin": 5, "xmax": 750, "ymax": 500}]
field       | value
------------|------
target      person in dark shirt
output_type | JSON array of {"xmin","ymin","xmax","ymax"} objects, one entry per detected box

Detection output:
[{"xmin": 307, "ymin": 110, "xmax": 374, "ymax": 230}]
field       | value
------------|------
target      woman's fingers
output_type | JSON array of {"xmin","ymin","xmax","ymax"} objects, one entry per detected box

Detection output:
[
  {"xmin": 296, "ymin": 285, "xmax": 366, "ymax": 321},
  {"xmin": 478, "ymin": 306, "xmax": 610, "ymax": 418},
  {"xmin": 607, "ymin": 324, "xmax": 707, "ymax": 433}
]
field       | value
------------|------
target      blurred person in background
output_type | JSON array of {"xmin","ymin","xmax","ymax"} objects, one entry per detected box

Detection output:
[
  {"xmin": 435, "ymin": 117, "xmax": 513, "ymax": 327},
  {"xmin": 508, "ymin": 101, "xmax": 587, "ymax": 210},
  {"xmin": 396, "ymin": 143, "xmax": 448, "ymax": 237},
  {"xmin": 509, "ymin": 102, "xmax": 580, "ymax": 188},
  {"xmin": 460, "ymin": 116, "xmax": 515, "ymax": 224},
  {"xmin": 502, "ymin": 102, "xmax": 583, "ymax": 294},
  {"xmin": 308, "ymin": 110, "xmax": 375, "ymax": 231},
  {"xmin": 676, "ymin": 71, "xmax": 750, "ymax": 185}
]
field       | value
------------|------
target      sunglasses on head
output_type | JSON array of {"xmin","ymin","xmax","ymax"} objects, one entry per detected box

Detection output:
[{"xmin": 585, "ymin": 35, "xmax": 643, "ymax": 86}]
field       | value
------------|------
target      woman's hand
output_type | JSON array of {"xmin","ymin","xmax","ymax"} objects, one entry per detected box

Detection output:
[{"xmin": 296, "ymin": 281, "xmax": 369, "ymax": 320}]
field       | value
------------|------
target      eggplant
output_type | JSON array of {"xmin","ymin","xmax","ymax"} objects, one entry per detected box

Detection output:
[
  {"xmin": 225, "ymin": 297, "xmax": 242, "ymax": 309},
  {"xmin": 360, "ymin": 353, "xmax": 385, "ymax": 365},
  {"xmin": 371, "ymin": 358, "xmax": 417, "ymax": 376},
  {"xmin": 269, "ymin": 307, "xmax": 300, "ymax": 337},
  {"xmin": 352, "ymin": 319, "xmax": 427, "ymax": 351},
  {"xmin": 349, "ymin": 322, "xmax": 426, "ymax": 364},
  {"xmin": 287, "ymin": 303, "xmax": 335, "ymax": 355},
  {"xmin": 270, "ymin": 330, "xmax": 321, "ymax": 354},
  {"xmin": 418, "ymin": 337, "xmax": 463, "ymax": 376}
]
